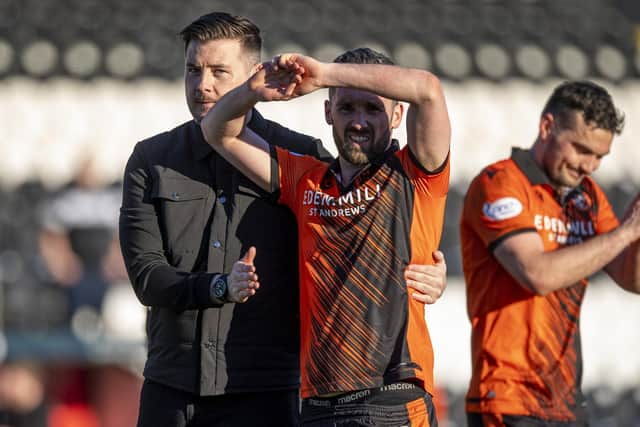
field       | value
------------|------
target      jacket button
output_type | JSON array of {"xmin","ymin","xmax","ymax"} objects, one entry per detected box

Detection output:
[
  {"xmin": 172, "ymin": 192, "xmax": 180, "ymax": 200},
  {"xmin": 212, "ymin": 241, "xmax": 221, "ymax": 248}
]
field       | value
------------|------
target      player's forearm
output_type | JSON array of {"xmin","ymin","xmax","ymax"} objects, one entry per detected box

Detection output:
[
  {"xmin": 609, "ymin": 193, "xmax": 640, "ymax": 292},
  {"xmin": 321, "ymin": 62, "xmax": 441, "ymax": 106},
  {"xmin": 201, "ymin": 81, "xmax": 258, "ymax": 148},
  {"xmin": 607, "ymin": 239, "xmax": 640, "ymax": 293},
  {"xmin": 196, "ymin": 77, "xmax": 273, "ymax": 191},
  {"xmin": 531, "ymin": 226, "xmax": 636, "ymax": 294}
]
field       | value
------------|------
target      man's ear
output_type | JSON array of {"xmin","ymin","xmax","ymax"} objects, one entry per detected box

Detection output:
[
  {"xmin": 390, "ymin": 102, "xmax": 404, "ymax": 129},
  {"xmin": 539, "ymin": 113, "xmax": 554, "ymax": 142},
  {"xmin": 324, "ymin": 99, "xmax": 332, "ymax": 125}
]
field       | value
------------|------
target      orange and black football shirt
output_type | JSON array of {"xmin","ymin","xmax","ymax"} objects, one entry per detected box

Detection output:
[
  {"xmin": 460, "ymin": 148, "xmax": 619, "ymax": 421},
  {"xmin": 270, "ymin": 142, "xmax": 449, "ymax": 399}
]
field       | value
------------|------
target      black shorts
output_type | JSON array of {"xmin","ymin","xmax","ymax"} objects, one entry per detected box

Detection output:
[
  {"xmin": 301, "ymin": 381, "xmax": 438, "ymax": 427},
  {"xmin": 137, "ymin": 379, "xmax": 299, "ymax": 427}
]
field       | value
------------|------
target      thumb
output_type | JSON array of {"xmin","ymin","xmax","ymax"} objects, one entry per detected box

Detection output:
[
  {"xmin": 432, "ymin": 250, "xmax": 445, "ymax": 265},
  {"xmin": 240, "ymin": 246, "xmax": 257, "ymax": 264}
]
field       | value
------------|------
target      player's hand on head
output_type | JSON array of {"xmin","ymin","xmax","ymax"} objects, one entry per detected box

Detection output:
[
  {"xmin": 404, "ymin": 250, "xmax": 447, "ymax": 304},
  {"xmin": 249, "ymin": 61, "xmax": 301, "ymax": 102},
  {"xmin": 227, "ymin": 246, "xmax": 260, "ymax": 303},
  {"xmin": 271, "ymin": 53, "xmax": 323, "ymax": 97}
]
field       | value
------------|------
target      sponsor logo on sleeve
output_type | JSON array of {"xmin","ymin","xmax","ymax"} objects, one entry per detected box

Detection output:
[{"xmin": 482, "ymin": 197, "xmax": 523, "ymax": 221}]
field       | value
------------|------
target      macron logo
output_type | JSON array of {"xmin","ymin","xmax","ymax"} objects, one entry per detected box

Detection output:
[{"xmin": 482, "ymin": 197, "xmax": 523, "ymax": 221}]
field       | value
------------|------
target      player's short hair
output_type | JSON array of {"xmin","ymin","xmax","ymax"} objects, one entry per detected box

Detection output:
[
  {"xmin": 329, "ymin": 48, "xmax": 396, "ymax": 100},
  {"xmin": 542, "ymin": 81, "xmax": 624, "ymax": 134},
  {"xmin": 333, "ymin": 47, "xmax": 395, "ymax": 66},
  {"xmin": 179, "ymin": 12, "xmax": 261, "ymax": 65}
]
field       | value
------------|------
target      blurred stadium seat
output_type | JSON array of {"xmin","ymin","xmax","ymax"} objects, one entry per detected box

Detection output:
[{"xmin": 0, "ymin": 0, "xmax": 636, "ymax": 81}]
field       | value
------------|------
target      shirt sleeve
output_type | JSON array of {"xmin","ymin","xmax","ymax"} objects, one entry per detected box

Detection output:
[
  {"xmin": 39, "ymin": 195, "xmax": 66, "ymax": 232},
  {"xmin": 397, "ymin": 146, "xmax": 450, "ymax": 198},
  {"xmin": 464, "ymin": 163, "xmax": 536, "ymax": 250},
  {"xmin": 592, "ymin": 180, "xmax": 620, "ymax": 234},
  {"xmin": 271, "ymin": 146, "xmax": 322, "ymax": 211},
  {"xmin": 119, "ymin": 143, "xmax": 220, "ymax": 310}
]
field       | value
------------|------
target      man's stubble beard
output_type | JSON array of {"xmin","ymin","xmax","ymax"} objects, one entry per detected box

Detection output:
[{"xmin": 333, "ymin": 127, "xmax": 391, "ymax": 166}]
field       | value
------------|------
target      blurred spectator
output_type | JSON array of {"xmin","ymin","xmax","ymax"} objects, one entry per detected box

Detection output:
[
  {"xmin": 0, "ymin": 362, "xmax": 47, "ymax": 427},
  {"xmin": 45, "ymin": 364, "xmax": 143, "ymax": 427},
  {"xmin": 38, "ymin": 155, "xmax": 127, "ymax": 322},
  {"xmin": 46, "ymin": 365, "xmax": 99, "ymax": 427}
]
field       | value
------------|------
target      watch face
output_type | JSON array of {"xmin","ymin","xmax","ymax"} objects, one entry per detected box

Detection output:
[{"xmin": 213, "ymin": 278, "xmax": 226, "ymax": 298}]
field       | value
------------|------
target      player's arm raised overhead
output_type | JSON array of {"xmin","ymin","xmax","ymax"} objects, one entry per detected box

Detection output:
[
  {"xmin": 275, "ymin": 53, "xmax": 451, "ymax": 171},
  {"xmin": 200, "ymin": 63, "xmax": 301, "ymax": 191}
]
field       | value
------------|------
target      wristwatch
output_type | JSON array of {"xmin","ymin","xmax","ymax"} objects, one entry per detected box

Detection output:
[{"xmin": 210, "ymin": 274, "xmax": 228, "ymax": 302}]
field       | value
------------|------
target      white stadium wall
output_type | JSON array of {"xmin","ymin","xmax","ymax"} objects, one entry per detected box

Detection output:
[{"xmin": 1, "ymin": 78, "xmax": 639, "ymax": 189}]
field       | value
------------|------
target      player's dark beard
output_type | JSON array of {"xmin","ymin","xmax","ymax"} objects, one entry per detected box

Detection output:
[{"xmin": 334, "ymin": 127, "xmax": 391, "ymax": 166}]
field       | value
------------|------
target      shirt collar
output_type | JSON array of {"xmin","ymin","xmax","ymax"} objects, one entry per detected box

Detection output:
[
  {"xmin": 510, "ymin": 147, "xmax": 550, "ymax": 186},
  {"xmin": 323, "ymin": 139, "xmax": 400, "ymax": 190}
]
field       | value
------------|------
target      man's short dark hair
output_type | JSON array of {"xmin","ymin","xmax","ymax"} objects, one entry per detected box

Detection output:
[
  {"xmin": 179, "ymin": 12, "xmax": 261, "ymax": 65},
  {"xmin": 542, "ymin": 80, "xmax": 625, "ymax": 134},
  {"xmin": 333, "ymin": 47, "xmax": 395, "ymax": 66},
  {"xmin": 329, "ymin": 48, "xmax": 395, "ymax": 99}
]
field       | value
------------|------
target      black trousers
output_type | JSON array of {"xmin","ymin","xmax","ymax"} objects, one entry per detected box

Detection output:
[{"xmin": 137, "ymin": 379, "xmax": 299, "ymax": 427}]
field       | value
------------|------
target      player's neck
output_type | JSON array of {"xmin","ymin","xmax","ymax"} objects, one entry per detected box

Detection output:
[{"xmin": 336, "ymin": 157, "xmax": 369, "ymax": 187}]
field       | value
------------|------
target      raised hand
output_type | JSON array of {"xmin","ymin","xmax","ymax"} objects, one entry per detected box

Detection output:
[
  {"xmin": 621, "ymin": 193, "xmax": 640, "ymax": 242},
  {"xmin": 247, "ymin": 61, "xmax": 303, "ymax": 102},
  {"xmin": 271, "ymin": 54, "xmax": 324, "ymax": 97},
  {"xmin": 404, "ymin": 250, "xmax": 447, "ymax": 304},
  {"xmin": 227, "ymin": 246, "xmax": 260, "ymax": 303}
]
